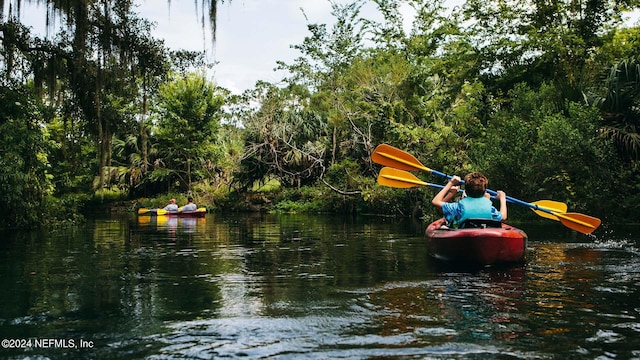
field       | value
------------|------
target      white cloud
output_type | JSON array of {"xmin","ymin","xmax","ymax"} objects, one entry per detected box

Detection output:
[{"xmin": 210, "ymin": 0, "xmax": 347, "ymax": 93}]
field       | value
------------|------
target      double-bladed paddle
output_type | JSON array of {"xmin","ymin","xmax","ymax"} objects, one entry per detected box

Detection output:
[
  {"xmin": 373, "ymin": 144, "xmax": 601, "ymax": 234},
  {"xmin": 137, "ymin": 208, "xmax": 168, "ymax": 216},
  {"xmin": 372, "ymin": 144, "xmax": 567, "ymax": 215},
  {"xmin": 378, "ymin": 167, "xmax": 563, "ymax": 214}
]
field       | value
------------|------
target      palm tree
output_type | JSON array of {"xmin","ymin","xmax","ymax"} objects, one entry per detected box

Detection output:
[{"xmin": 595, "ymin": 60, "xmax": 640, "ymax": 160}]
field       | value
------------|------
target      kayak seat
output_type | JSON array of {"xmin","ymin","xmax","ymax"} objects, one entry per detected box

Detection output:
[{"xmin": 460, "ymin": 218, "xmax": 502, "ymax": 229}]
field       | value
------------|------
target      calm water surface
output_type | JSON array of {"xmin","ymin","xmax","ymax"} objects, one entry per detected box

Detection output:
[{"xmin": 0, "ymin": 213, "xmax": 639, "ymax": 359}]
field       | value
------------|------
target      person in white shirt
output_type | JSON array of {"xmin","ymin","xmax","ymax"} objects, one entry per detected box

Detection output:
[{"xmin": 163, "ymin": 198, "xmax": 179, "ymax": 211}]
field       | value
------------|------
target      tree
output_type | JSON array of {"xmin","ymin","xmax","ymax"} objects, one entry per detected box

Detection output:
[
  {"xmin": 461, "ymin": 0, "xmax": 629, "ymax": 98},
  {"xmin": 593, "ymin": 59, "xmax": 640, "ymax": 160},
  {"xmin": 152, "ymin": 72, "xmax": 224, "ymax": 192},
  {"xmin": 278, "ymin": 0, "xmax": 368, "ymax": 165},
  {"xmin": 1, "ymin": 0, "xmax": 218, "ymax": 189},
  {"xmin": 0, "ymin": 85, "xmax": 52, "ymax": 228},
  {"xmin": 235, "ymin": 82, "xmax": 328, "ymax": 190}
]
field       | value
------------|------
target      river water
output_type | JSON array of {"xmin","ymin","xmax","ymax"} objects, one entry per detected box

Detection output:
[{"xmin": 0, "ymin": 213, "xmax": 638, "ymax": 359}]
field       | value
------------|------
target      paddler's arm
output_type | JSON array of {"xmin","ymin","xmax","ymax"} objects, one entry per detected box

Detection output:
[
  {"xmin": 432, "ymin": 176, "xmax": 461, "ymax": 209},
  {"xmin": 496, "ymin": 190, "xmax": 507, "ymax": 221}
]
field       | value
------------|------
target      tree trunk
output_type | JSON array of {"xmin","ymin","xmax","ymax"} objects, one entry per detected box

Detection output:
[
  {"xmin": 96, "ymin": 77, "xmax": 104, "ymax": 197},
  {"xmin": 140, "ymin": 77, "xmax": 149, "ymax": 176},
  {"xmin": 187, "ymin": 155, "xmax": 192, "ymax": 191},
  {"xmin": 332, "ymin": 125, "xmax": 337, "ymax": 165}
]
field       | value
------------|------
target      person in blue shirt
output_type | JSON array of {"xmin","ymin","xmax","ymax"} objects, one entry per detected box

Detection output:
[
  {"xmin": 181, "ymin": 196, "xmax": 197, "ymax": 211},
  {"xmin": 431, "ymin": 172, "xmax": 507, "ymax": 227}
]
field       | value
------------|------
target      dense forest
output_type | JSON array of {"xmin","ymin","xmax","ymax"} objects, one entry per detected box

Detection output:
[{"xmin": 1, "ymin": 0, "xmax": 639, "ymax": 229}]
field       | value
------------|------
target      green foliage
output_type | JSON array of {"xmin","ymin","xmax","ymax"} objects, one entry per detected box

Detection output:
[
  {"xmin": 193, "ymin": 182, "xmax": 234, "ymax": 211},
  {"xmin": 235, "ymin": 83, "xmax": 329, "ymax": 190},
  {"xmin": 156, "ymin": 73, "xmax": 223, "ymax": 140},
  {"xmin": 45, "ymin": 115, "xmax": 97, "ymax": 195},
  {"xmin": 597, "ymin": 27, "xmax": 640, "ymax": 64},
  {"xmin": 136, "ymin": 193, "xmax": 189, "ymax": 210},
  {"xmin": 253, "ymin": 178, "xmax": 281, "ymax": 193},
  {"xmin": 3, "ymin": 0, "xmax": 640, "ymax": 225},
  {"xmin": 473, "ymin": 82, "xmax": 635, "ymax": 220},
  {"xmin": 151, "ymin": 72, "xmax": 225, "ymax": 192},
  {"xmin": 270, "ymin": 186, "xmax": 324, "ymax": 213},
  {"xmin": 43, "ymin": 193, "xmax": 88, "ymax": 227},
  {"xmin": 361, "ymin": 181, "xmax": 429, "ymax": 217},
  {"xmin": 0, "ymin": 86, "xmax": 52, "ymax": 228},
  {"xmin": 590, "ymin": 59, "xmax": 640, "ymax": 160},
  {"xmin": 93, "ymin": 187, "xmax": 129, "ymax": 202},
  {"xmin": 325, "ymin": 159, "xmax": 360, "ymax": 190}
]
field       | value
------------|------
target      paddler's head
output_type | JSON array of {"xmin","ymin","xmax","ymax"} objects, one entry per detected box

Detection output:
[{"xmin": 464, "ymin": 172, "xmax": 488, "ymax": 198}]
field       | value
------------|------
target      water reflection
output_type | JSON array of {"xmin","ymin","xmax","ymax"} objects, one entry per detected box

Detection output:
[
  {"xmin": 137, "ymin": 215, "xmax": 205, "ymax": 234},
  {"xmin": 0, "ymin": 216, "xmax": 639, "ymax": 359}
]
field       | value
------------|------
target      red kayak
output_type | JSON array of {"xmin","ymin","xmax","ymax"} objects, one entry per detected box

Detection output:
[
  {"xmin": 166, "ymin": 208, "xmax": 206, "ymax": 217},
  {"xmin": 138, "ymin": 207, "xmax": 206, "ymax": 217},
  {"xmin": 425, "ymin": 218, "xmax": 527, "ymax": 266}
]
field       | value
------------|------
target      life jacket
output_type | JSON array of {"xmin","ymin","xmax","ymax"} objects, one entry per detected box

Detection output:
[{"xmin": 457, "ymin": 196, "xmax": 495, "ymax": 223}]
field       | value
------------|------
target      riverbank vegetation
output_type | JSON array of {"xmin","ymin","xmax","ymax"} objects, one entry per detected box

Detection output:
[{"xmin": 1, "ymin": 0, "xmax": 639, "ymax": 229}]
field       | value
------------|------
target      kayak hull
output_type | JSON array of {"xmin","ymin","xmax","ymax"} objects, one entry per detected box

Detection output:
[
  {"xmin": 166, "ymin": 209, "xmax": 206, "ymax": 217},
  {"xmin": 140, "ymin": 208, "xmax": 206, "ymax": 217},
  {"xmin": 425, "ymin": 218, "xmax": 527, "ymax": 266}
]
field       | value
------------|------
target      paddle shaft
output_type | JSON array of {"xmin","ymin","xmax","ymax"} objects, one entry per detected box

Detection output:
[
  {"xmin": 137, "ymin": 208, "xmax": 167, "ymax": 215},
  {"xmin": 432, "ymin": 171, "xmax": 593, "ymax": 224},
  {"xmin": 373, "ymin": 145, "xmax": 601, "ymax": 234},
  {"xmin": 381, "ymin": 169, "xmax": 564, "ymax": 212}
]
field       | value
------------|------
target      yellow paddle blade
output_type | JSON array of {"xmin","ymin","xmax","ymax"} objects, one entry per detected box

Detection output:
[
  {"xmin": 197, "ymin": 207, "xmax": 207, "ymax": 212},
  {"xmin": 530, "ymin": 200, "xmax": 568, "ymax": 221},
  {"xmin": 372, "ymin": 144, "xmax": 431, "ymax": 172},
  {"xmin": 556, "ymin": 212, "xmax": 602, "ymax": 235},
  {"xmin": 377, "ymin": 167, "xmax": 430, "ymax": 188},
  {"xmin": 531, "ymin": 200, "xmax": 567, "ymax": 213},
  {"xmin": 138, "ymin": 208, "xmax": 167, "ymax": 215}
]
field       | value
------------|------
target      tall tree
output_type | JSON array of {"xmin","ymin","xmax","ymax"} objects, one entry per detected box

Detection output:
[
  {"xmin": 278, "ymin": 0, "xmax": 367, "ymax": 165},
  {"xmin": 1, "ymin": 0, "xmax": 219, "ymax": 189},
  {"xmin": 153, "ymin": 72, "xmax": 224, "ymax": 192}
]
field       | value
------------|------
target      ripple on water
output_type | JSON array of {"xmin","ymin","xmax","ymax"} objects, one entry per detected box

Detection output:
[
  {"xmin": 586, "ymin": 329, "xmax": 624, "ymax": 344},
  {"xmin": 148, "ymin": 316, "xmax": 354, "ymax": 358},
  {"xmin": 145, "ymin": 317, "xmax": 536, "ymax": 359}
]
